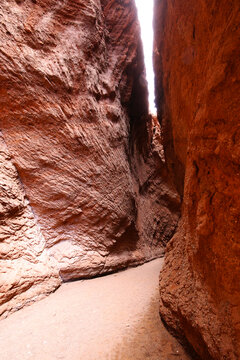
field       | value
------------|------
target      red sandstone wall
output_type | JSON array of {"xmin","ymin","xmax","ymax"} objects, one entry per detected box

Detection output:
[
  {"xmin": 0, "ymin": 134, "xmax": 60, "ymax": 318},
  {"xmin": 154, "ymin": 0, "xmax": 240, "ymax": 358},
  {"xmin": 0, "ymin": 0, "xmax": 179, "ymax": 316}
]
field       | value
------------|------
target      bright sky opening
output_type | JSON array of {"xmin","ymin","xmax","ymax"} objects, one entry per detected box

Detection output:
[{"xmin": 135, "ymin": 0, "xmax": 156, "ymax": 115}]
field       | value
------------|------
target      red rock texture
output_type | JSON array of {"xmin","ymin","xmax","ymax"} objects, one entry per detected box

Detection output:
[
  {"xmin": 0, "ymin": 134, "xmax": 60, "ymax": 318},
  {"xmin": 130, "ymin": 115, "xmax": 180, "ymax": 257},
  {"xmin": 0, "ymin": 0, "xmax": 179, "ymax": 315},
  {"xmin": 154, "ymin": 0, "xmax": 240, "ymax": 358}
]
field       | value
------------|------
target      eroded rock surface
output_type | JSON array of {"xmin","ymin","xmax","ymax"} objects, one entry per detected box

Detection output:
[
  {"xmin": 1, "ymin": 0, "xmax": 141, "ymax": 281},
  {"xmin": 0, "ymin": 0, "xmax": 179, "ymax": 315},
  {"xmin": 0, "ymin": 135, "xmax": 60, "ymax": 318},
  {"xmin": 154, "ymin": 0, "xmax": 240, "ymax": 359}
]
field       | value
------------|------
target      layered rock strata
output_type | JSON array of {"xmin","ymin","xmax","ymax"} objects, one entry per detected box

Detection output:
[
  {"xmin": 154, "ymin": 0, "xmax": 240, "ymax": 359},
  {"xmin": 0, "ymin": 0, "xmax": 179, "ymax": 315}
]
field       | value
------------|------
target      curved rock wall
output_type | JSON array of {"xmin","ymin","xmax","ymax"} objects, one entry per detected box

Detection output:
[
  {"xmin": 0, "ymin": 0, "xmax": 141, "ymax": 281},
  {"xmin": 0, "ymin": 134, "xmax": 60, "ymax": 318},
  {"xmin": 154, "ymin": 0, "xmax": 240, "ymax": 358},
  {"xmin": 0, "ymin": 0, "xmax": 179, "ymax": 316}
]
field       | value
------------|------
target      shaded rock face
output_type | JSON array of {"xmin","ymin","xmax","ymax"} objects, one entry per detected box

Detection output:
[
  {"xmin": 130, "ymin": 115, "xmax": 180, "ymax": 258},
  {"xmin": 0, "ymin": 0, "xmax": 179, "ymax": 315},
  {"xmin": 154, "ymin": 0, "xmax": 240, "ymax": 359}
]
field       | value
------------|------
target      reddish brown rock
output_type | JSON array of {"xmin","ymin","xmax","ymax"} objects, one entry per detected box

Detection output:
[
  {"xmin": 154, "ymin": 0, "xmax": 240, "ymax": 358},
  {"xmin": 0, "ymin": 0, "xmax": 179, "ymax": 315},
  {"xmin": 130, "ymin": 115, "xmax": 180, "ymax": 260},
  {"xmin": 0, "ymin": 135, "xmax": 60, "ymax": 318},
  {"xmin": 0, "ymin": 0, "xmax": 143, "ymax": 281}
]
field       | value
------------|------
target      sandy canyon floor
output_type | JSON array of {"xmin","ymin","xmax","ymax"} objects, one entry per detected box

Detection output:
[{"xmin": 0, "ymin": 259, "xmax": 191, "ymax": 360}]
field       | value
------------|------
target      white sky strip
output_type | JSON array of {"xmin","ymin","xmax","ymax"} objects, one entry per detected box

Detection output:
[{"xmin": 135, "ymin": 0, "xmax": 156, "ymax": 114}]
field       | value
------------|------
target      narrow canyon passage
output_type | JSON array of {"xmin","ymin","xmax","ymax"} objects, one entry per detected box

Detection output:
[
  {"xmin": 0, "ymin": 260, "xmax": 191, "ymax": 360},
  {"xmin": 0, "ymin": 0, "xmax": 239, "ymax": 359}
]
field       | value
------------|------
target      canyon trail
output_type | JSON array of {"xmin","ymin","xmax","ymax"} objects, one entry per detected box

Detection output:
[{"xmin": 0, "ymin": 259, "xmax": 191, "ymax": 360}]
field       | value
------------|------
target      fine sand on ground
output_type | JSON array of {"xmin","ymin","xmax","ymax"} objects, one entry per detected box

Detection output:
[{"xmin": 0, "ymin": 259, "xmax": 192, "ymax": 360}]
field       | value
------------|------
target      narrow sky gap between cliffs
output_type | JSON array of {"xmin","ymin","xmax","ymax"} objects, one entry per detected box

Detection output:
[{"xmin": 135, "ymin": 0, "xmax": 156, "ymax": 115}]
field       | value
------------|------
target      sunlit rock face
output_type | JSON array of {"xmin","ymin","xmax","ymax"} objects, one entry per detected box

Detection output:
[
  {"xmin": 0, "ymin": 135, "xmax": 60, "ymax": 318},
  {"xmin": 154, "ymin": 0, "xmax": 240, "ymax": 358},
  {"xmin": 0, "ymin": 0, "xmax": 179, "ymax": 315}
]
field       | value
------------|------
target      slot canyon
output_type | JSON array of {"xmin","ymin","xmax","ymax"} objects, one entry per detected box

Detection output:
[{"xmin": 0, "ymin": 0, "xmax": 239, "ymax": 359}]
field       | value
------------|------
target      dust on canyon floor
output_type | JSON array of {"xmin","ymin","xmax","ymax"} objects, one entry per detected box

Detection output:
[{"xmin": 0, "ymin": 259, "xmax": 192, "ymax": 360}]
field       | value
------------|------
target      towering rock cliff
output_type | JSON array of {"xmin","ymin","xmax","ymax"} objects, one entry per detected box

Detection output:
[
  {"xmin": 154, "ymin": 0, "xmax": 240, "ymax": 359},
  {"xmin": 0, "ymin": 0, "xmax": 179, "ymax": 317}
]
